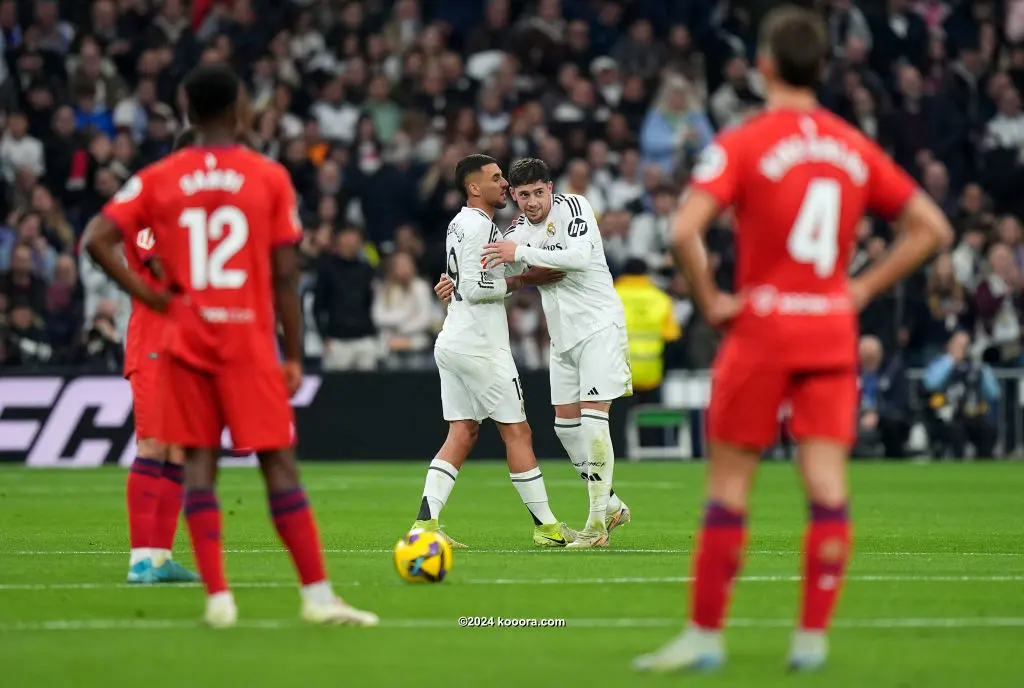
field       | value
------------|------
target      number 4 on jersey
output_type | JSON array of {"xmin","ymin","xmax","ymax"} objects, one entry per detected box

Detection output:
[
  {"xmin": 180, "ymin": 206, "xmax": 249, "ymax": 289},
  {"xmin": 787, "ymin": 178, "xmax": 840, "ymax": 278}
]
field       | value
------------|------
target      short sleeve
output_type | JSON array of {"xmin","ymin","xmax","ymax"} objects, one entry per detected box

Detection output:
[
  {"xmin": 101, "ymin": 174, "xmax": 150, "ymax": 244},
  {"xmin": 688, "ymin": 134, "xmax": 742, "ymax": 208},
  {"xmin": 271, "ymin": 164, "xmax": 303, "ymax": 247},
  {"xmin": 865, "ymin": 141, "xmax": 918, "ymax": 221}
]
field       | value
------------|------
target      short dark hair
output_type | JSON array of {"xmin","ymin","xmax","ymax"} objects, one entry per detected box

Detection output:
[
  {"xmin": 759, "ymin": 6, "xmax": 827, "ymax": 89},
  {"xmin": 454, "ymin": 154, "xmax": 499, "ymax": 196},
  {"xmin": 508, "ymin": 158, "xmax": 552, "ymax": 187},
  {"xmin": 622, "ymin": 258, "xmax": 648, "ymax": 276},
  {"xmin": 183, "ymin": 64, "xmax": 241, "ymax": 125}
]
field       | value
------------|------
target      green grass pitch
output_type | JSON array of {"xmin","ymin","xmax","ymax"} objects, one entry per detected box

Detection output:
[{"xmin": 1, "ymin": 461, "xmax": 1023, "ymax": 687}]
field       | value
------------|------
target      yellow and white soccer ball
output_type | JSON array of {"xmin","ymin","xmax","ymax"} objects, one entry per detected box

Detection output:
[{"xmin": 393, "ymin": 529, "xmax": 453, "ymax": 583}]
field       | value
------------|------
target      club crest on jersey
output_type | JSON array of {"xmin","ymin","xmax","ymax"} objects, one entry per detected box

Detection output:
[
  {"xmin": 136, "ymin": 228, "xmax": 155, "ymax": 251},
  {"xmin": 546, "ymin": 222, "xmax": 556, "ymax": 237}
]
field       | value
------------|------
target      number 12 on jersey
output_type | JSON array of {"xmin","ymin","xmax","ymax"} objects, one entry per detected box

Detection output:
[
  {"xmin": 787, "ymin": 178, "xmax": 840, "ymax": 278},
  {"xmin": 180, "ymin": 206, "xmax": 249, "ymax": 289}
]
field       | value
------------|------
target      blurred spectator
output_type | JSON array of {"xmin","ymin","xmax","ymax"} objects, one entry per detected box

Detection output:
[
  {"xmin": 914, "ymin": 252, "xmax": 969, "ymax": 362},
  {"xmin": 973, "ymin": 243, "xmax": 1024, "ymax": 366},
  {"xmin": 315, "ymin": 226, "xmax": 377, "ymax": 372},
  {"xmin": 44, "ymin": 254, "xmax": 83, "ymax": 362},
  {"xmin": 82, "ymin": 298, "xmax": 123, "ymax": 372},
  {"xmin": 2, "ymin": 299, "xmax": 51, "ymax": 367},
  {"xmin": 0, "ymin": 243, "xmax": 46, "ymax": 314},
  {"xmin": 855, "ymin": 335, "xmax": 912, "ymax": 459},
  {"xmin": 1, "ymin": 111, "xmax": 45, "ymax": 182},
  {"xmin": 710, "ymin": 55, "xmax": 763, "ymax": 130},
  {"xmin": 640, "ymin": 75, "xmax": 713, "ymax": 176},
  {"xmin": 372, "ymin": 251, "xmax": 434, "ymax": 368},
  {"xmin": 923, "ymin": 331, "xmax": 999, "ymax": 459},
  {"xmin": 628, "ymin": 186, "xmax": 675, "ymax": 278}
]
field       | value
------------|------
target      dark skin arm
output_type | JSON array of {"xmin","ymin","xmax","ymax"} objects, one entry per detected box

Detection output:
[
  {"xmin": 81, "ymin": 215, "xmax": 170, "ymax": 313},
  {"xmin": 272, "ymin": 243, "xmax": 303, "ymax": 396}
]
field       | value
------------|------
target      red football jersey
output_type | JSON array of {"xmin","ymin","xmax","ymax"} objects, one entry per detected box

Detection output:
[
  {"xmin": 122, "ymin": 227, "xmax": 163, "ymax": 378},
  {"xmin": 689, "ymin": 108, "xmax": 918, "ymax": 368},
  {"xmin": 102, "ymin": 145, "xmax": 302, "ymax": 372}
]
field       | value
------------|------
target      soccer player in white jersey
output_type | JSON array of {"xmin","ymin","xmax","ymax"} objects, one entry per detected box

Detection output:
[
  {"xmin": 453, "ymin": 157, "xmax": 634, "ymax": 548},
  {"xmin": 411, "ymin": 154, "xmax": 577, "ymax": 549}
]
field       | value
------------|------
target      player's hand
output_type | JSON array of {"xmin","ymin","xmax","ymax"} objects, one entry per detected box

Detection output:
[
  {"xmin": 282, "ymin": 360, "xmax": 302, "ymax": 397},
  {"xmin": 481, "ymin": 241, "xmax": 519, "ymax": 269},
  {"xmin": 142, "ymin": 288, "xmax": 172, "ymax": 314},
  {"xmin": 434, "ymin": 274, "xmax": 454, "ymax": 302},
  {"xmin": 521, "ymin": 267, "xmax": 566, "ymax": 286},
  {"xmin": 848, "ymin": 278, "xmax": 872, "ymax": 312},
  {"xmin": 705, "ymin": 292, "xmax": 744, "ymax": 329}
]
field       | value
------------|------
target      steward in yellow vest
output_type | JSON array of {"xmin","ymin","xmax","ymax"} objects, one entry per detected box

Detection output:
[{"xmin": 614, "ymin": 259, "xmax": 681, "ymax": 394}]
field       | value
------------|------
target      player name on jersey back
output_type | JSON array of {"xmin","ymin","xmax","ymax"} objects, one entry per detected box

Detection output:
[{"xmin": 435, "ymin": 207, "xmax": 511, "ymax": 355}]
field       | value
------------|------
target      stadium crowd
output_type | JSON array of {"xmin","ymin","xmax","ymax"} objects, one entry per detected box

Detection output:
[{"xmin": 0, "ymin": 0, "xmax": 1020, "ymax": 415}]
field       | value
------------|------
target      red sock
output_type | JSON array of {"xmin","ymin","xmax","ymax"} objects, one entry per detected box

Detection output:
[
  {"xmin": 690, "ymin": 501, "xmax": 747, "ymax": 630},
  {"xmin": 127, "ymin": 457, "xmax": 163, "ymax": 550},
  {"xmin": 184, "ymin": 489, "xmax": 228, "ymax": 595},
  {"xmin": 153, "ymin": 463, "xmax": 184, "ymax": 551},
  {"xmin": 270, "ymin": 488, "xmax": 327, "ymax": 586},
  {"xmin": 800, "ymin": 502, "xmax": 852, "ymax": 630}
]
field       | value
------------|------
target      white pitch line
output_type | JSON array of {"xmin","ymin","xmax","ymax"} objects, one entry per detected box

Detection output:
[
  {"xmin": 10, "ymin": 547, "xmax": 1024, "ymax": 557},
  {"xmin": 2, "ymin": 574, "xmax": 1023, "ymax": 592},
  {"xmin": 3, "ymin": 617, "xmax": 1024, "ymax": 632}
]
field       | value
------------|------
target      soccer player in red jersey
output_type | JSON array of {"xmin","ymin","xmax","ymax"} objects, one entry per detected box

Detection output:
[
  {"xmin": 83, "ymin": 64, "xmax": 377, "ymax": 628},
  {"xmin": 635, "ymin": 7, "xmax": 952, "ymax": 673},
  {"xmin": 121, "ymin": 223, "xmax": 197, "ymax": 585}
]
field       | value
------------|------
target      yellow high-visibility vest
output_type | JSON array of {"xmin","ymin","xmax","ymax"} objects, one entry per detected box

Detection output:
[{"xmin": 614, "ymin": 275, "xmax": 681, "ymax": 392}]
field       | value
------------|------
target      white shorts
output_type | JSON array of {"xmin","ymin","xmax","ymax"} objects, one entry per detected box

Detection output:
[
  {"xmin": 550, "ymin": 324, "xmax": 633, "ymax": 406},
  {"xmin": 435, "ymin": 346, "xmax": 527, "ymax": 424}
]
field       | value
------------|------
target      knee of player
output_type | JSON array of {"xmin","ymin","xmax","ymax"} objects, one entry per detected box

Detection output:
[
  {"xmin": 448, "ymin": 420, "xmax": 480, "ymax": 446},
  {"xmin": 136, "ymin": 437, "xmax": 168, "ymax": 461},
  {"xmin": 498, "ymin": 420, "xmax": 532, "ymax": 445}
]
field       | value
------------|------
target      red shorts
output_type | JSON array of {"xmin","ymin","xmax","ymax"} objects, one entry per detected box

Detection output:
[
  {"xmin": 128, "ymin": 358, "xmax": 162, "ymax": 440},
  {"xmin": 707, "ymin": 348, "xmax": 858, "ymax": 451},
  {"xmin": 160, "ymin": 355, "xmax": 295, "ymax": 452}
]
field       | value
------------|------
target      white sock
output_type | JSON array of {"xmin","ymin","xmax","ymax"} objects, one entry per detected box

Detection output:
[
  {"xmin": 510, "ymin": 467, "xmax": 557, "ymax": 525},
  {"xmin": 151, "ymin": 548, "xmax": 172, "ymax": 567},
  {"xmin": 300, "ymin": 580, "xmax": 336, "ymax": 606},
  {"xmin": 554, "ymin": 417, "xmax": 588, "ymax": 479},
  {"xmin": 129, "ymin": 548, "xmax": 152, "ymax": 566},
  {"xmin": 418, "ymin": 458, "xmax": 459, "ymax": 520},
  {"xmin": 556, "ymin": 416, "xmax": 623, "ymax": 515},
  {"xmin": 581, "ymin": 409, "xmax": 614, "ymax": 530}
]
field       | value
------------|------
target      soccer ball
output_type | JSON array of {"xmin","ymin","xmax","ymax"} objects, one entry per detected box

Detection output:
[{"xmin": 393, "ymin": 529, "xmax": 453, "ymax": 583}]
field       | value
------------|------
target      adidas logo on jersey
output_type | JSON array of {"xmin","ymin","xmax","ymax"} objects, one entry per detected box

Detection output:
[{"xmin": 586, "ymin": 387, "xmax": 599, "ymax": 396}]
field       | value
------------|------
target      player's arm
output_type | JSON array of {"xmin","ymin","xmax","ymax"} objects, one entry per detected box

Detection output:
[
  {"xmin": 851, "ymin": 147, "xmax": 954, "ymax": 308},
  {"xmin": 269, "ymin": 166, "xmax": 306, "ymax": 394},
  {"xmin": 670, "ymin": 141, "xmax": 739, "ymax": 325},
  {"xmin": 81, "ymin": 177, "xmax": 170, "ymax": 313},
  {"xmin": 458, "ymin": 221, "xmax": 528, "ymax": 303},
  {"xmin": 272, "ymin": 244, "xmax": 302, "ymax": 364},
  {"xmin": 504, "ymin": 198, "xmax": 597, "ymax": 271}
]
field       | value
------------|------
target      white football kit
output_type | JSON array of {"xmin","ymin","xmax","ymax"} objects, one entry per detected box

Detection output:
[
  {"xmin": 506, "ymin": 193, "xmax": 632, "ymax": 405},
  {"xmin": 435, "ymin": 206, "xmax": 526, "ymax": 424}
]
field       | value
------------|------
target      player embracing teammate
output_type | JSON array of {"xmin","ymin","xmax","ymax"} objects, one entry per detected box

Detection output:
[
  {"xmin": 634, "ymin": 7, "xmax": 952, "ymax": 673},
  {"xmin": 435, "ymin": 158, "xmax": 635, "ymax": 548},
  {"xmin": 84, "ymin": 64, "xmax": 376, "ymax": 628}
]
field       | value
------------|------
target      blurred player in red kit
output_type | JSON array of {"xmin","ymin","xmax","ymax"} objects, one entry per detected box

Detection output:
[
  {"xmin": 83, "ymin": 64, "xmax": 377, "ymax": 629},
  {"xmin": 634, "ymin": 7, "xmax": 952, "ymax": 673}
]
